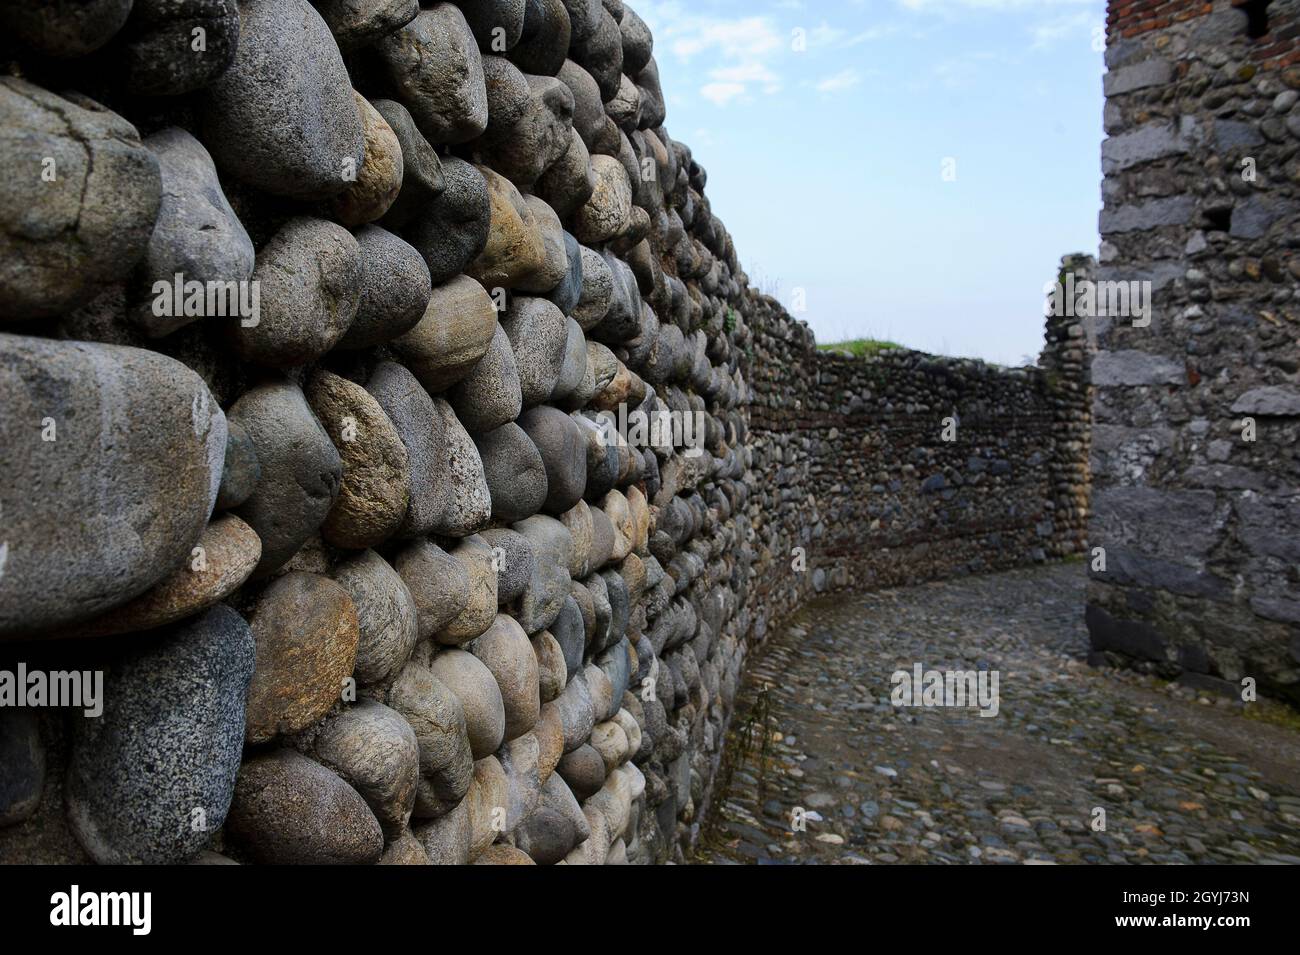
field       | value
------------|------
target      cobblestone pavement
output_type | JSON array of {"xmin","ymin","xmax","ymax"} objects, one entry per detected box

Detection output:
[{"xmin": 693, "ymin": 563, "xmax": 1300, "ymax": 865}]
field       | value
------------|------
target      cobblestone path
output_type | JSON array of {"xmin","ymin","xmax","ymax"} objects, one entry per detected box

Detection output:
[{"xmin": 693, "ymin": 563, "xmax": 1300, "ymax": 865}]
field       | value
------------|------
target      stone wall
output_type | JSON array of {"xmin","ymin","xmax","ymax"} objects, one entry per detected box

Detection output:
[
  {"xmin": 0, "ymin": 0, "xmax": 1092, "ymax": 866},
  {"xmin": 741, "ymin": 280, "xmax": 1092, "ymax": 647},
  {"xmin": 1088, "ymin": 0, "xmax": 1300, "ymax": 704},
  {"xmin": 0, "ymin": 0, "xmax": 759, "ymax": 866}
]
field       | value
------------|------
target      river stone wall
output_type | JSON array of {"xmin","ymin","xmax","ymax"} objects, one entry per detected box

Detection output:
[
  {"xmin": 1089, "ymin": 0, "xmax": 1300, "ymax": 705},
  {"xmin": 0, "ymin": 0, "xmax": 1091, "ymax": 865}
]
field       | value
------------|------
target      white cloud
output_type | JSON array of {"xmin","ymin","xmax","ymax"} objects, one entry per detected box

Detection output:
[
  {"xmin": 1029, "ymin": 10, "xmax": 1097, "ymax": 49},
  {"xmin": 815, "ymin": 69, "xmax": 863, "ymax": 93},
  {"xmin": 700, "ymin": 82, "xmax": 747, "ymax": 106},
  {"xmin": 638, "ymin": 1, "xmax": 787, "ymax": 106}
]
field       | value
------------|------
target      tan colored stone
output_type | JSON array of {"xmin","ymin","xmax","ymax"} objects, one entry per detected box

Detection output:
[
  {"xmin": 72, "ymin": 515, "xmax": 260, "ymax": 638},
  {"xmin": 466, "ymin": 755, "xmax": 508, "ymax": 857},
  {"xmin": 601, "ymin": 489, "xmax": 634, "ymax": 561},
  {"xmin": 307, "ymin": 369, "xmax": 410, "ymax": 549},
  {"xmin": 465, "ymin": 165, "xmax": 545, "ymax": 289},
  {"xmin": 380, "ymin": 828, "xmax": 431, "ymax": 864},
  {"xmin": 626, "ymin": 485, "xmax": 650, "ymax": 554},
  {"xmin": 559, "ymin": 499, "xmax": 594, "ymax": 578},
  {"xmin": 474, "ymin": 844, "xmax": 535, "ymax": 864},
  {"xmin": 573, "ymin": 154, "xmax": 631, "ymax": 244},
  {"xmin": 329, "ymin": 91, "xmax": 403, "ymax": 226},
  {"xmin": 436, "ymin": 535, "xmax": 498, "ymax": 645},
  {"xmin": 532, "ymin": 630, "xmax": 566, "ymax": 703},
  {"xmin": 390, "ymin": 275, "xmax": 498, "ymax": 394},
  {"xmin": 472, "ymin": 614, "xmax": 540, "ymax": 740},
  {"xmin": 245, "ymin": 572, "xmax": 359, "ymax": 744}
]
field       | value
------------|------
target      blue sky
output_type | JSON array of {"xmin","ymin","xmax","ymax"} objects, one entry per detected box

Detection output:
[{"xmin": 636, "ymin": 0, "xmax": 1106, "ymax": 366}]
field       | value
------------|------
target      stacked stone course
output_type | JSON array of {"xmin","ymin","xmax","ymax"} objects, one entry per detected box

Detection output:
[
  {"xmin": 742, "ymin": 283, "xmax": 1092, "ymax": 651},
  {"xmin": 0, "ymin": 0, "xmax": 1092, "ymax": 864}
]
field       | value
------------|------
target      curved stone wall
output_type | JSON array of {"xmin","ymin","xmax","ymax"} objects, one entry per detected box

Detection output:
[{"xmin": 0, "ymin": 1, "xmax": 1091, "ymax": 864}]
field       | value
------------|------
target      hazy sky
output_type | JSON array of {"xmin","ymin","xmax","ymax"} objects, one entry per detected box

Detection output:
[{"xmin": 635, "ymin": 0, "xmax": 1106, "ymax": 366}]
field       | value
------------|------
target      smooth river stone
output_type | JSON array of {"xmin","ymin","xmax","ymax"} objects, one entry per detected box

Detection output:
[
  {"xmin": 0, "ymin": 79, "xmax": 161, "ymax": 320},
  {"xmin": 465, "ymin": 165, "xmax": 546, "ymax": 290},
  {"xmin": 387, "ymin": 660, "xmax": 474, "ymax": 818},
  {"xmin": 396, "ymin": 156, "xmax": 490, "ymax": 284},
  {"xmin": 372, "ymin": 98, "xmax": 445, "ymax": 228},
  {"xmin": 330, "ymin": 549, "xmax": 419, "ymax": 686},
  {"xmin": 314, "ymin": 0, "xmax": 418, "ymax": 49},
  {"xmin": 229, "ymin": 381, "xmax": 341, "ymax": 577},
  {"xmin": 449, "ymin": 322, "xmax": 524, "ymax": 434},
  {"xmin": 0, "ymin": 0, "xmax": 133, "ymax": 56},
  {"xmin": 65, "ymin": 605, "xmax": 254, "ymax": 864},
  {"xmin": 474, "ymin": 422, "xmax": 548, "ymax": 523},
  {"xmin": 215, "ymin": 420, "xmax": 260, "ymax": 512},
  {"xmin": 429, "ymin": 649, "xmax": 505, "ymax": 759},
  {"xmin": 244, "ymin": 572, "xmax": 359, "ymax": 744},
  {"xmin": 70, "ymin": 514, "xmax": 261, "ymax": 639},
  {"xmin": 573, "ymin": 155, "xmax": 631, "ymax": 244},
  {"xmin": 130, "ymin": 127, "xmax": 254, "ymax": 338},
  {"xmin": 307, "ymin": 369, "xmax": 410, "ymax": 550},
  {"xmin": 329, "ymin": 93, "xmax": 405, "ymax": 227},
  {"xmin": 371, "ymin": 4, "xmax": 488, "ymax": 144},
  {"xmin": 229, "ymin": 217, "xmax": 361, "ymax": 367},
  {"xmin": 312, "ymin": 700, "xmax": 419, "ymax": 840},
  {"xmin": 501, "ymin": 296, "xmax": 568, "ymax": 407},
  {"xmin": 436, "ymin": 535, "xmax": 499, "ymax": 645},
  {"xmin": 0, "ymin": 334, "xmax": 224, "ymax": 638},
  {"xmin": 471, "ymin": 614, "xmax": 540, "ymax": 740},
  {"xmin": 478, "ymin": 527, "xmax": 535, "ymax": 604},
  {"xmin": 518, "ymin": 405, "xmax": 587, "ymax": 514},
  {"xmin": 366, "ymin": 361, "xmax": 491, "ymax": 538},
  {"xmin": 334, "ymin": 224, "xmax": 431, "ymax": 349},
  {"xmin": 393, "ymin": 539, "xmax": 471, "ymax": 639},
  {"xmin": 199, "ymin": 0, "xmax": 364, "ymax": 200},
  {"xmin": 116, "ymin": 0, "xmax": 242, "ymax": 96},
  {"xmin": 390, "ymin": 274, "xmax": 497, "ymax": 393},
  {"xmin": 227, "ymin": 749, "xmax": 383, "ymax": 864}
]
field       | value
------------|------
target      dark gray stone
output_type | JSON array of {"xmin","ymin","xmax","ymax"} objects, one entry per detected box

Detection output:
[
  {"xmin": 397, "ymin": 156, "xmax": 491, "ymax": 285},
  {"xmin": 519, "ymin": 405, "xmax": 587, "ymax": 514},
  {"xmin": 229, "ymin": 380, "xmax": 341, "ymax": 576},
  {"xmin": 199, "ymin": 0, "xmax": 364, "ymax": 200},
  {"xmin": 474, "ymin": 422, "xmax": 549, "ymax": 522},
  {"xmin": 117, "ymin": 0, "xmax": 241, "ymax": 95},
  {"xmin": 130, "ymin": 127, "xmax": 254, "ymax": 338},
  {"xmin": 0, "ymin": 711, "xmax": 44, "ymax": 828},
  {"xmin": 372, "ymin": 98, "xmax": 446, "ymax": 229},
  {"xmin": 370, "ymin": 5, "xmax": 488, "ymax": 144},
  {"xmin": 450, "ymin": 323, "xmax": 524, "ymax": 433},
  {"xmin": 66, "ymin": 605, "xmax": 256, "ymax": 864},
  {"xmin": 335, "ymin": 226, "xmax": 432, "ymax": 350},
  {"xmin": 314, "ymin": 0, "xmax": 418, "ymax": 49},
  {"xmin": 0, "ymin": 0, "xmax": 132, "ymax": 56}
]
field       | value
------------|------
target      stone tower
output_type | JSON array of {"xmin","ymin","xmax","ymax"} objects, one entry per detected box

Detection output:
[{"xmin": 1088, "ymin": 0, "xmax": 1300, "ymax": 702}]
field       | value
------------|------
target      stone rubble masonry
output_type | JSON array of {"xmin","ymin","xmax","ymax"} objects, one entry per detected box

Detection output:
[
  {"xmin": 0, "ymin": 1, "xmax": 1089, "ymax": 866},
  {"xmin": 1090, "ymin": 0, "xmax": 1300, "ymax": 704},
  {"xmin": 744, "ymin": 268, "xmax": 1093, "ymax": 649}
]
